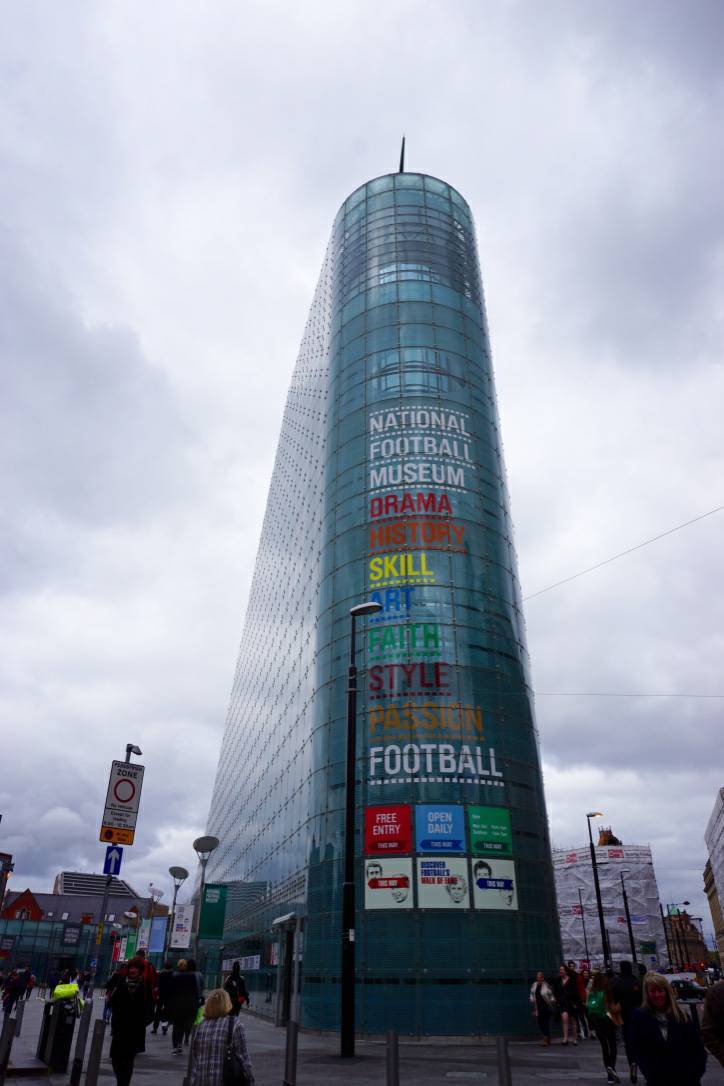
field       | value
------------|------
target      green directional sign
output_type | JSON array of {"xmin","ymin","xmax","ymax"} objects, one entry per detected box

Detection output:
[
  {"xmin": 469, "ymin": 806, "xmax": 513, "ymax": 857},
  {"xmin": 199, "ymin": 883, "xmax": 227, "ymax": 939}
]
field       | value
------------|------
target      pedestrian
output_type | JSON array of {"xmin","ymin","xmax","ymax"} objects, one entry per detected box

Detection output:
[
  {"xmin": 587, "ymin": 969, "xmax": 622, "ymax": 1083},
  {"xmin": 2, "ymin": 969, "xmax": 23, "ymax": 1018},
  {"xmin": 553, "ymin": 963, "xmax": 579, "ymax": 1044},
  {"xmin": 186, "ymin": 958, "xmax": 204, "ymax": 1005},
  {"xmin": 189, "ymin": 987, "xmax": 255, "ymax": 1085},
  {"xmin": 107, "ymin": 957, "xmax": 153, "ymax": 1086},
  {"xmin": 24, "ymin": 973, "xmax": 35, "ymax": 1000},
  {"xmin": 701, "ymin": 979, "xmax": 724, "ymax": 1067},
  {"xmin": 529, "ymin": 970, "xmax": 556, "ymax": 1046},
  {"xmin": 151, "ymin": 960, "xmax": 174, "ymax": 1035},
  {"xmin": 224, "ymin": 962, "xmax": 248, "ymax": 1016},
  {"xmin": 613, "ymin": 960, "xmax": 643, "ymax": 1082},
  {"xmin": 568, "ymin": 961, "xmax": 590, "ymax": 1039},
  {"xmin": 630, "ymin": 972, "xmax": 707, "ymax": 1086},
  {"xmin": 169, "ymin": 959, "xmax": 199, "ymax": 1055}
]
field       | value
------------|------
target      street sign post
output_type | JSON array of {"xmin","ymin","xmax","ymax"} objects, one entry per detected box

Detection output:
[
  {"xmin": 103, "ymin": 846, "xmax": 124, "ymax": 877},
  {"xmin": 99, "ymin": 761, "xmax": 145, "ymax": 845}
]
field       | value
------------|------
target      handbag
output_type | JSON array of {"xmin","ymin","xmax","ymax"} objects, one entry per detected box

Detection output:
[{"xmin": 223, "ymin": 1015, "xmax": 250, "ymax": 1086}]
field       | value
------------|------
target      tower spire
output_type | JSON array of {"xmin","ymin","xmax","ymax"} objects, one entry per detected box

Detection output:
[{"xmin": 398, "ymin": 135, "xmax": 406, "ymax": 173}]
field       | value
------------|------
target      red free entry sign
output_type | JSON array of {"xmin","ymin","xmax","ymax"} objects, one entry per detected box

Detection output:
[{"xmin": 364, "ymin": 804, "xmax": 412, "ymax": 855}]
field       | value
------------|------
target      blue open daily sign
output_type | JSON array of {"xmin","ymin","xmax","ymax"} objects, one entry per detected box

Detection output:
[{"xmin": 415, "ymin": 805, "xmax": 466, "ymax": 853}]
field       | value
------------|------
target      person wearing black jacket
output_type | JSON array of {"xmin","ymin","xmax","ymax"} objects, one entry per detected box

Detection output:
[
  {"xmin": 630, "ymin": 972, "xmax": 706, "ymax": 1086},
  {"xmin": 151, "ymin": 961, "xmax": 174, "ymax": 1035},
  {"xmin": 224, "ymin": 961, "xmax": 249, "ymax": 1016},
  {"xmin": 108, "ymin": 958, "xmax": 153, "ymax": 1086},
  {"xmin": 613, "ymin": 961, "xmax": 643, "ymax": 1081},
  {"xmin": 169, "ymin": 959, "xmax": 198, "ymax": 1055},
  {"xmin": 553, "ymin": 964, "xmax": 580, "ymax": 1044}
]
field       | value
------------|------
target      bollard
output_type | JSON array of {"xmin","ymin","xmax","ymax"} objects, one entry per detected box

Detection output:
[
  {"xmin": 386, "ymin": 1029, "xmax": 399, "ymax": 1086},
  {"xmin": 14, "ymin": 998, "xmax": 26, "ymax": 1038},
  {"xmin": 69, "ymin": 999, "xmax": 94, "ymax": 1086},
  {"xmin": 495, "ymin": 1036, "xmax": 512, "ymax": 1086},
  {"xmin": 181, "ymin": 1035, "xmax": 195, "ymax": 1086},
  {"xmin": 282, "ymin": 1018, "xmax": 299, "ymax": 1086},
  {"xmin": 84, "ymin": 1018, "xmax": 107, "ymax": 1086},
  {"xmin": 0, "ymin": 1016, "xmax": 16, "ymax": 1086}
]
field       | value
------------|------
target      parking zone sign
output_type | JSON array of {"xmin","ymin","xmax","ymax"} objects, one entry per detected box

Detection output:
[{"xmin": 99, "ymin": 760, "xmax": 145, "ymax": 845}]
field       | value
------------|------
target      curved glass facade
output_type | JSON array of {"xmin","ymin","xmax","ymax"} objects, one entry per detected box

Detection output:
[{"xmin": 205, "ymin": 172, "xmax": 560, "ymax": 1035}]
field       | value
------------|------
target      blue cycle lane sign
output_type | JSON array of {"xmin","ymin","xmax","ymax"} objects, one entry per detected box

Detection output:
[
  {"xmin": 103, "ymin": 845, "xmax": 124, "ymax": 877},
  {"xmin": 415, "ymin": 805, "xmax": 466, "ymax": 853}
]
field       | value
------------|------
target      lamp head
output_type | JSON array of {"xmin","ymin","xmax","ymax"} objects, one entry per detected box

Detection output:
[
  {"xmin": 350, "ymin": 601, "xmax": 383, "ymax": 618},
  {"xmin": 193, "ymin": 835, "xmax": 220, "ymax": 859},
  {"xmin": 169, "ymin": 865, "xmax": 189, "ymax": 883},
  {"xmin": 127, "ymin": 744, "xmax": 142, "ymax": 757},
  {"xmin": 586, "ymin": 811, "xmax": 603, "ymax": 819}
]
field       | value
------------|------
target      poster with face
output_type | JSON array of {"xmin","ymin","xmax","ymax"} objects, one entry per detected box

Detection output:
[
  {"xmin": 364, "ymin": 857, "xmax": 414, "ymax": 910},
  {"xmin": 416, "ymin": 857, "xmax": 470, "ymax": 909},
  {"xmin": 471, "ymin": 858, "xmax": 518, "ymax": 911}
]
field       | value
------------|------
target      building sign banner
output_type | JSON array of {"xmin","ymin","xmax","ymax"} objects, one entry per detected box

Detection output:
[
  {"xmin": 364, "ymin": 858, "xmax": 414, "ymax": 910},
  {"xmin": 170, "ymin": 904, "xmax": 194, "ymax": 949},
  {"xmin": 365, "ymin": 804, "xmax": 412, "ymax": 854},
  {"xmin": 199, "ymin": 883, "xmax": 227, "ymax": 939},
  {"xmin": 149, "ymin": 916, "xmax": 167, "ymax": 953},
  {"xmin": 415, "ymin": 804, "xmax": 465, "ymax": 853},
  {"xmin": 63, "ymin": 924, "xmax": 82, "ymax": 947},
  {"xmin": 469, "ymin": 806, "xmax": 512, "ymax": 857},
  {"xmin": 137, "ymin": 918, "xmax": 151, "ymax": 951},
  {"xmin": 472, "ymin": 858, "xmax": 518, "ymax": 911},
  {"xmin": 417, "ymin": 857, "xmax": 469, "ymax": 909}
]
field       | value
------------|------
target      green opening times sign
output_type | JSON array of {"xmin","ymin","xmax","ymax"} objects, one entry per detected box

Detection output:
[{"xmin": 469, "ymin": 805, "xmax": 513, "ymax": 858}]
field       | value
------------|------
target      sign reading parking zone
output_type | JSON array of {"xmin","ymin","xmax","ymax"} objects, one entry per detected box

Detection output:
[{"xmin": 99, "ymin": 760, "xmax": 145, "ymax": 845}]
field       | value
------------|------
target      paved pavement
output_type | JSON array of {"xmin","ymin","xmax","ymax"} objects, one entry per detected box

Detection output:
[{"xmin": 5, "ymin": 996, "xmax": 724, "ymax": 1084}]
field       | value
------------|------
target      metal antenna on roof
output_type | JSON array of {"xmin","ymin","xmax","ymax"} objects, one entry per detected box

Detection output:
[{"xmin": 399, "ymin": 135, "xmax": 406, "ymax": 173}]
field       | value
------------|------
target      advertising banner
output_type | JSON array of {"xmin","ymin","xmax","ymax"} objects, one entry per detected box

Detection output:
[
  {"xmin": 364, "ymin": 858, "xmax": 414, "ymax": 910},
  {"xmin": 199, "ymin": 884, "xmax": 227, "ymax": 939},
  {"xmin": 364, "ymin": 804, "xmax": 412, "ymax": 854},
  {"xmin": 137, "ymin": 918, "xmax": 151, "ymax": 951},
  {"xmin": 472, "ymin": 858, "xmax": 518, "ymax": 911},
  {"xmin": 170, "ymin": 904, "xmax": 194, "ymax": 949},
  {"xmin": 124, "ymin": 933, "xmax": 137, "ymax": 960},
  {"xmin": 149, "ymin": 916, "xmax": 167, "ymax": 953},
  {"xmin": 118, "ymin": 936, "xmax": 128, "ymax": 961},
  {"xmin": 468, "ymin": 806, "xmax": 512, "ymax": 857},
  {"xmin": 416, "ymin": 857, "xmax": 470, "ymax": 909},
  {"xmin": 415, "ymin": 804, "xmax": 465, "ymax": 853}
]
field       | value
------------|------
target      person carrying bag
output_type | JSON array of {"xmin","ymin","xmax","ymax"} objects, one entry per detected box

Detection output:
[{"xmin": 189, "ymin": 988, "xmax": 254, "ymax": 1086}]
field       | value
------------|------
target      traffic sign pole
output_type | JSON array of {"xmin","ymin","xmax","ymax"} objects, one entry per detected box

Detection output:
[{"xmin": 87, "ymin": 745, "xmax": 143, "ymax": 979}]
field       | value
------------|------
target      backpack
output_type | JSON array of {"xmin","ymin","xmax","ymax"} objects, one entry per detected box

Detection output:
[{"xmin": 587, "ymin": 989, "xmax": 606, "ymax": 1018}]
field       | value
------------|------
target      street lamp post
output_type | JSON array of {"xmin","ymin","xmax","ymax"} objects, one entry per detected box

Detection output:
[
  {"xmin": 586, "ymin": 812, "xmax": 611, "ymax": 970},
  {"xmin": 620, "ymin": 871, "xmax": 638, "ymax": 966},
  {"xmin": 660, "ymin": 903, "xmax": 674, "ymax": 968},
  {"xmin": 165, "ymin": 866, "xmax": 189, "ymax": 959},
  {"xmin": 193, "ymin": 835, "xmax": 219, "ymax": 957},
  {"xmin": 341, "ymin": 600, "xmax": 382, "ymax": 1059},
  {"xmin": 578, "ymin": 888, "xmax": 590, "ymax": 962}
]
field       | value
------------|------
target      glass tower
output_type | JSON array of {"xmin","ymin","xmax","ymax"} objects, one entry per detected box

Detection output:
[{"xmin": 204, "ymin": 171, "xmax": 560, "ymax": 1034}]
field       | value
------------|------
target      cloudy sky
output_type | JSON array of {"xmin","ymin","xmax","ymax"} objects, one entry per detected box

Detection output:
[{"xmin": 1, "ymin": 1, "xmax": 722, "ymax": 937}]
